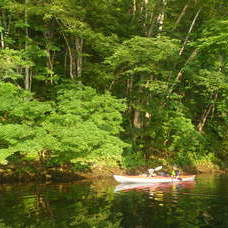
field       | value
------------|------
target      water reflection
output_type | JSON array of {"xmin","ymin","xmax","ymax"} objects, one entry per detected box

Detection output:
[
  {"xmin": 114, "ymin": 181, "xmax": 196, "ymax": 193},
  {"xmin": 0, "ymin": 175, "xmax": 227, "ymax": 227},
  {"xmin": 114, "ymin": 175, "xmax": 228, "ymax": 227}
]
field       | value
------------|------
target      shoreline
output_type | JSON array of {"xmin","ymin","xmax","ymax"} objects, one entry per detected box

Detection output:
[{"xmin": 0, "ymin": 164, "xmax": 225, "ymax": 184}]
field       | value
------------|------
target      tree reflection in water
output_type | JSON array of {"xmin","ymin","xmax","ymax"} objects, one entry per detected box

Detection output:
[{"xmin": 0, "ymin": 175, "xmax": 227, "ymax": 227}]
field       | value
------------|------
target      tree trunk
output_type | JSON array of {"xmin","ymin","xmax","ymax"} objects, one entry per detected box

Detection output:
[
  {"xmin": 157, "ymin": 0, "xmax": 167, "ymax": 33},
  {"xmin": 44, "ymin": 30, "xmax": 55, "ymax": 84},
  {"xmin": 127, "ymin": 76, "xmax": 133, "ymax": 97},
  {"xmin": 63, "ymin": 34, "xmax": 74, "ymax": 79},
  {"xmin": 47, "ymin": 50, "xmax": 54, "ymax": 84},
  {"xmin": 176, "ymin": 48, "xmax": 198, "ymax": 81},
  {"xmin": 64, "ymin": 51, "xmax": 67, "ymax": 76},
  {"xmin": 0, "ymin": 9, "xmax": 6, "ymax": 49},
  {"xmin": 147, "ymin": 11, "xmax": 155, "ymax": 37},
  {"xmin": 0, "ymin": 28, "xmax": 4, "ymax": 49},
  {"xmin": 143, "ymin": 0, "xmax": 149, "ymax": 29},
  {"xmin": 133, "ymin": 109, "xmax": 142, "ymax": 128},
  {"xmin": 162, "ymin": 49, "xmax": 198, "ymax": 107},
  {"xmin": 132, "ymin": 0, "xmax": 137, "ymax": 16},
  {"xmin": 147, "ymin": 0, "xmax": 166, "ymax": 37},
  {"xmin": 179, "ymin": 8, "xmax": 201, "ymax": 55},
  {"xmin": 75, "ymin": 37, "xmax": 83, "ymax": 78},
  {"xmin": 55, "ymin": 18, "xmax": 74, "ymax": 79},
  {"xmin": 173, "ymin": 0, "xmax": 191, "ymax": 30},
  {"xmin": 0, "ymin": 10, "xmax": 4, "ymax": 49},
  {"xmin": 24, "ymin": 0, "xmax": 31, "ymax": 90},
  {"xmin": 197, "ymin": 93, "xmax": 218, "ymax": 132}
]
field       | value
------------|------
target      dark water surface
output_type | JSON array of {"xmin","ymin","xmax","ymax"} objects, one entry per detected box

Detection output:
[{"xmin": 0, "ymin": 174, "xmax": 228, "ymax": 228}]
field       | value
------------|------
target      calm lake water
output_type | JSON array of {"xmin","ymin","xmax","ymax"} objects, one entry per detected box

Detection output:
[{"xmin": 0, "ymin": 174, "xmax": 228, "ymax": 228}]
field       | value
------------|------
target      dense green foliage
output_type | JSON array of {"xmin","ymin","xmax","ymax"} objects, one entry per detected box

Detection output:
[
  {"xmin": 0, "ymin": 0, "xmax": 227, "ymax": 171},
  {"xmin": 0, "ymin": 82, "xmax": 127, "ymax": 168}
]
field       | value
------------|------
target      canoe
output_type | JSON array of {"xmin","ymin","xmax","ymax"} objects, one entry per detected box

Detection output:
[{"xmin": 113, "ymin": 174, "xmax": 195, "ymax": 184}]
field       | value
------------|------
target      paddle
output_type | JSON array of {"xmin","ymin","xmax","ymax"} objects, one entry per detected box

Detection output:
[{"xmin": 154, "ymin": 166, "xmax": 163, "ymax": 171}]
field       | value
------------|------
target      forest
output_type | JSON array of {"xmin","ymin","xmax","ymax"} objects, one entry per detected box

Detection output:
[{"xmin": 0, "ymin": 0, "xmax": 227, "ymax": 179}]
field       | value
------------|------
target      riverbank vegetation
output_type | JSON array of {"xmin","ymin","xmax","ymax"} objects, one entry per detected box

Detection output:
[{"xmin": 0, "ymin": 0, "xmax": 227, "ymax": 181}]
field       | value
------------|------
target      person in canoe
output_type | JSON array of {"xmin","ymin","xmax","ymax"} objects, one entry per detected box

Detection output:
[
  {"xmin": 148, "ymin": 168, "xmax": 156, "ymax": 177},
  {"xmin": 171, "ymin": 166, "xmax": 180, "ymax": 178},
  {"xmin": 148, "ymin": 166, "xmax": 163, "ymax": 177}
]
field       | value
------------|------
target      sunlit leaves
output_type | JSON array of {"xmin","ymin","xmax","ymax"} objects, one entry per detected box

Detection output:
[
  {"xmin": 0, "ymin": 81, "xmax": 128, "ymax": 165},
  {"xmin": 0, "ymin": 49, "xmax": 32, "ymax": 80},
  {"xmin": 197, "ymin": 20, "xmax": 228, "ymax": 52},
  {"xmin": 44, "ymin": 83, "xmax": 128, "ymax": 164},
  {"xmin": 105, "ymin": 36, "xmax": 179, "ymax": 76}
]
